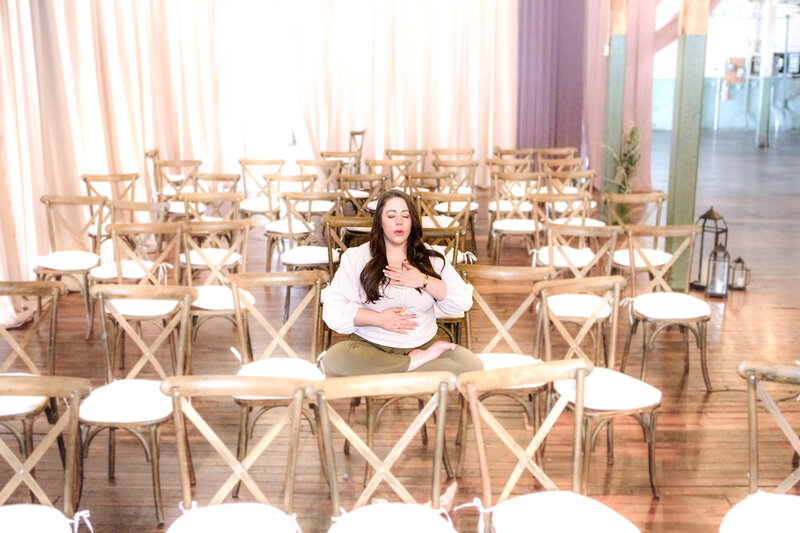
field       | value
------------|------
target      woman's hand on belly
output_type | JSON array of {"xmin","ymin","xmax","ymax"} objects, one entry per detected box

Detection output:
[{"xmin": 355, "ymin": 307, "xmax": 418, "ymax": 334}]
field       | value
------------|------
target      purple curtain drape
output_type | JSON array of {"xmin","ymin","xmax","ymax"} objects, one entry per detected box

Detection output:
[{"xmin": 517, "ymin": 0, "xmax": 586, "ymax": 150}]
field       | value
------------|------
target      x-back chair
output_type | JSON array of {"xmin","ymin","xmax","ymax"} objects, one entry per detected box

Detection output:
[
  {"xmin": 335, "ymin": 173, "xmax": 386, "ymax": 218},
  {"xmin": 386, "ymin": 148, "xmax": 427, "ymax": 172},
  {"xmin": 81, "ymin": 173, "xmax": 139, "ymax": 249},
  {"xmin": 238, "ymin": 159, "xmax": 285, "ymax": 220}
]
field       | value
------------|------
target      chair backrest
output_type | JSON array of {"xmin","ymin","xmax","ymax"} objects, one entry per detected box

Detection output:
[
  {"xmin": 415, "ymin": 191, "xmax": 472, "ymax": 230},
  {"xmin": 491, "ymin": 171, "xmax": 543, "ymax": 221},
  {"xmin": 91, "ymin": 284, "xmax": 196, "ymax": 381},
  {"xmin": 534, "ymin": 276, "xmax": 625, "ymax": 367},
  {"xmin": 458, "ymin": 264, "xmax": 554, "ymax": 353},
  {"xmin": 737, "ymin": 362, "xmax": 800, "ymax": 494},
  {"xmin": 365, "ymin": 158, "xmax": 410, "ymax": 189},
  {"xmin": 108, "ymin": 222, "xmax": 184, "ymax": 285},
  {"xmin": 602, "ymin": 191, "xmax": 667, "ymax": 227},
  {"xmin": 297, "ymin": 159, "xmax": 342, "ymax": 191},
  {"xmin": 457, "ymin": 359, "xmax": 591, "ymax": 521},
  {"xmin": 322, "ymin": 215, "xmax": 373, "ymax": 277},
  {"xmin": 109, "ymin": 200, "xmax": 168, "ymax": 225},
  {"xmin": 431, "ymin": 159, "xmax": 478, "ymax": 193},
  {"xmin": 183, "ymin": 219, "xmax": 254, "ymax": 287},
  {"xmin": 161, "ymin": 375, "xmax": 309, "ymax": 511},
  {"xmin": 81, "ymin": 173, "xmax": 139, "ymax": 203},
  {"xmin": 182, "ymin": 192, "xmax": 244, "ymax": 221},
  {"xmin": 335, "ymin": 173, "xmax": 386, "ymax": 217},
  {"xmin": 486, "ymin": 157, "xmax": 533, "ymax": 174},
  {"xmin": 0, "ymin": 281, "xmax": 65, "ymax": 376},
  {"xmin": 153, "ymin": 160, "xmax": 202, "ymax": 200},
  {"xmin": 543, "ymin": 223, "xmax": 622, "ymax": 278},
  {"xmin": 192, "ymin": 172, "xmax": 241, "ymax": 194},
  {"xmin": 40, "ymin": 195, "xmax": 106, "ymax": 254},
  {"xmin": 545, "ymin": 169, "xmax": 596, "ymax": 197},
  {"xmin": 625, "ymin": 225, "xmax": 700, "ymax": 294},
  {"xmin": 529, "ymin": 191, "xmax": 593, "ymax": 230},
  {"xmin": 238, "ymin": 158, "xmax": 284, "ymax": 198},
  {"xmin": 385, "ymin": 149, "xmax": 427, "ymax": 172},
  {"xmin": 535, "ymin": 147, "xmax": 578, "ymax": 171},
  {"xmin": 405, "ymin": 171, "xmax": 454, "ymax": 195},
  {"xmin": 538, "ymin": 155, "xmax": 583, "ymax": 174},
  {"xmin": 431, "ymin": 148, "xmax": 475, "ymax": 160},
  {"xmin": 320, "ymin": 151, "xmax": 359, "ymax": 175},
  {"xmin": 229, "ymin": 270, "xmax": 328, "ymax": 364},
  {"xmin": 313, "ymin": 372, "xmax": 457, "ymax": 513},
  {"xmin": 0, "ymin": 375, "xmax": 91, "ymax": 516},
  {"xmin": 422, "ymin": 226, "xmax": 464, "ymax": 267},
  {"xmin": 492, "ymin": 146, "xmax": 536, "ymax": 161},
  {"xmin": 280, "ymin": 191, "xmax": 342, "ymax": 248},
  {"xmin": 144, "ymin": 148, "xmax": 160, "ymax": 195}
]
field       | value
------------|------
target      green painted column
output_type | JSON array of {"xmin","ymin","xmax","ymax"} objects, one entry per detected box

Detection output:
[
  {"xmin": 666, "ymin": 1, "xmax": 709, "ymax": 288},
  {"xmin": 755, "ymin": 0, "xmax": 776, "ymax": 148},
  {"xmin": 601, "ymin": 35, "xmax": 627, "ymax": 199},
  {"xmin": 756, "ymin": 77, "xmax": 772, "ymax": 147}
]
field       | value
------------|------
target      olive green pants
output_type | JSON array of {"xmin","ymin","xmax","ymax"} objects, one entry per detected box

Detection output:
[{"xmin": 322, "ymin": 334, "xmax": 483, "ymax": 378}]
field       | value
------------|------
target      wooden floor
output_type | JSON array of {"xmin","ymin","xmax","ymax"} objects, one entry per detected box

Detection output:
[{"xmin": 3, "ymin": 130, "xmax": 800, "ymax": 532}]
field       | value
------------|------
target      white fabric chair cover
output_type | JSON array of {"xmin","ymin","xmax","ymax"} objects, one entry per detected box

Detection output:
[
  {"xmin": 168, "ymin": 502, "xmax": 300, "ymax": 533},
  {"xmin": 192, "ymin": 286, "xmax": 254, "ymax": 312},
  {"xmin": 80, "ymin": 379, "xmax": 172, "ymax": 425},
  {"xmin": 180, "ymin": 248, "xmax": 242, "ymax": 267},
  {"xmin": 106, "ymin": 299, "xmax": 180, "ymax": 318},
  {"xmin": 0, "ymin": 373, "xmax": 47, "ymax": 417},
  {"xmin": 534, "ymin": 246, "xmax": 595, "ymax": 269},
  {"xmin": 328, "ymin": 503, "xmax": 455, "ymax": 533},
  {"xmin": 546, "ymin": 294, "xmax": 611, "ymax": 319},
  {"xmin": 281, "ymin": 246, "xmax": 337, "ymax": 267},
  {"xmin": 36, "ymin": 251, "xmax": 99, "ymax": 271},
  {"xmin": 719, "ymin": 491, "xmax": 800, "ymax": 533},
  {"xmin": 632, "ymin": 292, "xmax": 711, "ymax": 320},
  {"xmin": 474, "ymin": 354, "xmax": 542, "ymax": 389},
  {"xmin": 491, "ymin": 219, "xmax": 537, "ymax": 232},
  {"xmin": 0, "ymin": 504, "xmax": 72, "ymax": 533},
  {"xmin": 612, "ymin": 248, "xmax": 671, "ymax": 268},
  {"xmin": 554, "ymin": 367, "xmax": 661, "ymax": 411}
]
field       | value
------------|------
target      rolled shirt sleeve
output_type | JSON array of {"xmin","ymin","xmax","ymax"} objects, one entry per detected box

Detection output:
[{"xmin": 433, "ymin": 257, "xmax": 474, "ymax": 315}]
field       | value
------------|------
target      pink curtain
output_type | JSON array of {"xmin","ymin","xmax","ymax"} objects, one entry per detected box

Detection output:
[{"xmin": 582, "ymin": 0, "xmax": 609, "ymax": 177}]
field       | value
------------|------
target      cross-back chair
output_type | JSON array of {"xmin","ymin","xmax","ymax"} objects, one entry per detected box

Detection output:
[
  {"xmin": 160, "ymin": 374, "xmax": 309, "ymax": 532},
  {"xmin": 422, "ymin": 226, "xmax": 467, "ymax": 267},
  {"xmin": 81, "ymin": 173, "xmax": 139, "ymax": 249},
  {"xmin": 298, "ymin": 159, "xmax": 342, "ymax": 191},
  {"xmin": 619, "ymin": 225, "xmax": 711, "ymax": 391},
  {"xmin": 405, "ymin": 171, "xmax": 454, "ymax": 195},
  {"xmin": 320, "ymin": 151, "xmax": 359, "ymax": 175},
  {"xmin": 153, "ymin": 160, "xmax": 202, "ymax": 218},
  {"xmin": 0, "ymin": 375, "xmax": 91, "ymax": 531},
  {"xmin": 335, "ymin": 173, "xmax": 386, "ymax": 218},
  {"xmin": 486, "ymin": 157, "xmax": 534, "ymax": 174},
  {"xmin": 534, "ymin": 223, "xmax": 621, "ymax": 280},
  {"xmin": 349, "ymin": 130, "xmax": 366, "ymax": 172},
  {"xmin": 431, "ymin": 148, "xmax": 475, "ymax": 161},
  {"xmin": 238, "ymin": 159, "xmax": 285, "ymax": 220},
  {"xmin": 456, "ymin": 359, "xmax": 640, "ymax": 532},
  {"xmin": 84, "ymin": 284, "xmax": 195, "ymax": 524},
  {"xmin": 536, "ymin": 275, "xmax": 661, "ymax": 497},
  {"xmin": 720, "ymin": 362, "xmax": 800, "ymax": 532},
  {"xmin": 492, "ymin": 146, "xmax": 536, "ymax": 161},
  {"xmin": 602, "ymin": 191, "xmax": 666, "ymax": 227},
  {"xmin": 314, "ymin": 372, "xmax": 458, "ymax": 532},
  {"xmin": 415, "ymin": 191, "xmax": 471, "ymax": 231},
  {"xmin": 538, "ymin": 155, "xmax": 583, "ymax": 175},
  {"xmin": 192, "ymin": 172, "xmax": 241, "ymax": 194},
  {"xmin": 386, "ymin": 149, "xmax": 427, "ymax": 172},
  {"xmin": 431, "ymin": 158, "xmax": 478, "ymax": 194},
  {"xmin": 528, "ymin": 192, "xmax": 593, "ymax": 244},
  {"xmin": 487, "ymin": 171, "xmax": 543, "ymax": 264},
  {"xmin": 262, "ymin": 174, "xmax": 319, "ymax": 269},
  {"xmin": 365, "ymin": 158, "xmax": 411, "ymax": 190},
  {"xmin": 322, "ymin": 215, "xmax": 373, "ymax": 279},
  {"xmin": 535, "ymin": 147, "xmax": 578, "ymax": 172},
  {"xmin": 181, "ymin": 192, "xmax": 243, "ymax": 222},
  {"xmin": 109, "ymin": 200, "xmax": 168, "ymax": 225},
  {"xmin": 35, "ymin": 195, "xmax": 106, "ymax": 339}
]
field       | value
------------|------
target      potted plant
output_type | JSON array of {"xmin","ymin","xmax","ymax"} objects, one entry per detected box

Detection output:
[{"xmin": 603, "ymin": 125, "xmax": 641, "ymax": 223}]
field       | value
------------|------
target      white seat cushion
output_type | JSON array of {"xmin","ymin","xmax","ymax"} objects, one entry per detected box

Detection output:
[
  {"xmin": 552, "ymin": 217, "xmax": 606, "ymax": 227},
  {"xmin": 106, "ymin": 298, "xmax": 180, "ymax": 318},
  {"xmin": 476, "ymin": 353, "xmax": 542, "ymax": 389},
  {"xmin": 612, "ymin": 248, "xmax": 672, "ymax": 268},
  {"xmin": 0, "ymin": 504, "xmax": 72, "ymax": 533},
  {"xmin": 632, "ymin": 292, "xmax": 711, "ymax": 320},
  {"xmin": 329, "ymin": 503, "xmax": 456, "ymax": 533},
  {"xmin": 192, "ymin": 286, "xmax": 254, "ymax": 311},
  {"xmin": 0, "ymin": 373, "xmax": 48, "ymax": 417},
  {"xmin": 294, "ymin": 199, "xmax": 335, "ymax": 213},
  {"xmin": 534, "ymin": 246, "xmax": 595, "ymax": 269},
  {"xmin": 180, "ymin": 248, "xmax": 242, "ymax": 267},
  {"xmin": 168, "ymin": 201, "xmax": 193, "ymax": 215},
  {"xmin": 434, "ymin": 201, "xmax": 478, "ymax": 213},
  {"xmin": 344, "ymin": 189, "xmax": 370, "ymax": 199},
  {"xmin": 236, "ymin": 358, "xmax": 324, "ymax": 400},
  {"xmin": 546, "ymin": 294, "xmax": 611, "ymax": 319},
  {"xmin": 435, "ymin": 307, "xmax": 465, "ymax": 320},
  {"xmin": 492, "ymin": 219, "xmax": 537, "ymax": 232},
  {"xmin": 719, "ymin": 491, "xmax": 800, "ymax": 533},
  {"xmin": 555, "ymin": 367, "xmax": 661, "ymax": 411},
  {"xmin": 365, "ymin": 199, "xmax": 378, "ymax": 212},
  {"xmin": 422, "ymin": 215, "xmax": 455, "ymax": 229},
  {"xmin": 488, "ymin": 200, "xmax": 534, "ymax": 213},
  {"xmin": 90, "ymin": 259, "xmax": 154, "ymax": 280},
  {"xmin": 168, "ymin": 502, "xmax": 299, "ymax": 533},
  {"xmin": 489, "ymin": 491, "xmax": 640, "ymax": 533},
  {"xmin": 429, "ymin": 245, "xmax": 470, "ymax": 264},
  {"xmin": 240, "ymin": 196, "xmax": 278, "ymax": 214},
  {"xmin": 36, "ymin": 250, "xmax": 99, "ymax": 271},
  {"xmin": 281, "ymin": 246, "xmax": 336, "ymax": 267},
  {"xmin": 265, "ymin": 218, "xmax": 312, "ymax": 235},
  {"xmin": 80, "ymin": 379, "xmax": 172, "ymax": 424}
]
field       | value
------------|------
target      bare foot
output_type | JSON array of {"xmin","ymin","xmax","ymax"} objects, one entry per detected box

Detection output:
[{"xmin": 407, "ymin": 341, "xmax": 456, "ymax": 371}]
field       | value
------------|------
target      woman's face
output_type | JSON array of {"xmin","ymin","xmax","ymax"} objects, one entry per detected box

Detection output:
[{"xmin": 380, "ymin": 196, "xmax": 412, "ymax": 247}]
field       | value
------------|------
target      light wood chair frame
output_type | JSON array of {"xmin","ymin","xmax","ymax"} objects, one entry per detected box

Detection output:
[
  {"xmin": 153, "ymin": 159, "xmax": 202, "ymax": 201},
  {"xmin": 386, "ymin": 148, "xmax": 427, "ymax": 172},
  {"xmin": 298, "ymin": 159, "xmax": 342, "ymax": 191},
  {"xmin": 81, "ymin": 173, "xmax": 139, "ymax": 248},
  {"xmin": 405, "ymin": 170, "xmax": 455, "ymax": 195},
  {"xmin": 365, "ymin": 158, "xmax": 411, "ymax": 189},
  {"xmin": 322, "ymin": 215, "xmax": 373, "ymax": 279},
  {"xmin": 541, "ymin": 223, "xmax": 621, "ymax": 279},
  {"xmin": 191, "ymin": 172, "xmax": 241, "ymax": 194},
  {"xmin": 335, "ymin": 173, "xmax": 386, "ymax": 217},
  {"xmin": 320, "ymin": 151, "xmax": 360, "ymax": 175},
  {"xmin": 535, "ymin": 147, "xmax": 578, "ymax": 172},
  {"xmin": 602, "ymin": 191, "xmax": 667, "ymax": 228},
  {"xmin": 237, "ymin": 158, "xmax": 284, "ymax": 211},
  {"xmin": 488, "ymin": 171, "xmax": 544, "ymax": 264},
  {"xmin": 181, "ymin": 191, "xmax": 244, "ymax": 221}
]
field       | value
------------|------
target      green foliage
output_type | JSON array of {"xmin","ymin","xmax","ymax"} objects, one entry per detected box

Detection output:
[{"xmin": 603, "ymin": 125, "xmax": 641, "ymax": 195}]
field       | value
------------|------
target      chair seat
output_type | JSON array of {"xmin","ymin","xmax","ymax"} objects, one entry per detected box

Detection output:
[
  {"xmin": 168, "ymin": 201, "xmax": 201, "ymax": 215},
  {"xmin": 422, "ymin": 215, "xmax": 456, "ymax": 229},
  {"xmin": 80, "ymin": 379, "xmax": 172, "ymax": 425},
  {"xmin": 193, "ymin": 286, "xmax": 254, "ymax": 311},
  {"xmin": 240, "ymin": 196, "xmax": 279, "ymax": 214},
  {"xmin": 168, "ymin": 502, "xmax": 299, "ymax": 533},
  {"xmin": 106, "ymin": 298, "xmax": 180, "ymax": 317},
  {"xmin": 552, "ymin": 217, "xmax": 606, "ymax": 227},
  {"xmin": 492, "ymin": 219, "xmax": 537, "ymax": 232},
  {"xmin": 434, "ymin": 201, "xmax": 478, "ymax": 213},
  {"xmin": 489, "ymin": 491, "xmax": 639, "ymax": 533},
  {"xmin": 90, "ymin": 260, "xmax": 154, "ymax": 280},
  {"xmin": 345, "ymin": 189, "xmax": 370, "ymax": 199},
  {"xmin": 429, "ymin": 245, "xmax": 470, "ymax": 264},
  {"xmin": 632, "ymin": 292, "xmax": 711, "ymax": 320},
  {"xmin": 475, "ymin": 354, "xmax": 542, "ymax": 389},
  {"xmin": 281, "ymin": 246, "xmax": 337, "ymax": 267},
  {"xmin": 0, "ymin": 373, "xmax": 47, "ymax": 417},
  {"xmin": 87, "ymin": 224, "xmax": 110, "ymax": 237},
  {"xmin": 236, "ymin": 358, "xmax": 324, "ymax": 400},
  {"xmin": 719, "ymin": 491, "xmax": 800, "ymax": 533},
  {"xmin": 264, "ymin": 218, "xmax": 312, "ymax": 235},
  {"xmin": 546, "ymin": 294, "xmax": 611, "ymax": 319},
  {"xmin": 555, "ymin": 367, "xmax": 661, "ymax": 411},
  {"xmin": 295, "ymin": 199, "xmax": 335, "ymax": 213},
  {"xmin": 612, "ymin": 248, "xmax": 672, "ymax": 269},
  {"xmin": 534, "ymin": 246, "xmax": 595, "ymax": 269},
  {"xmin": 487, "ymin": 200, "xmax": 534, "ymax": 213},
  {"xmin": 180, "ymin": 248, "xmax": 242, "ymax": 267},
  {"xmin": 0, "ymin": 504, "xmax": 72, "ymax": 533},
  {"xmin": 36, "ymin": 250, "xmax": 100, "ymax": 271},
  {"xmin": 328, "ymin": 503, "xmax": 456, "ymax": 533}
]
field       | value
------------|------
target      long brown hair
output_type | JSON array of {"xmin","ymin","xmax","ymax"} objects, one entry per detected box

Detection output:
[{"xmin": 360, "ymin": 190, "xmax": 443, "ymax": 303}]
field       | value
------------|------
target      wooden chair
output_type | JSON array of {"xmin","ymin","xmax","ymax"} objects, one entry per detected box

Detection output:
[
  {"xmin": 535, "ymin": 147, "xmax": 578, "ymax": 172},
  {"xmin": 161, "ymin": 374, "xmax": 309, "ymax": 532},
  {"xmin": 486, "ymin": 157, "xmax": 533, "ymax": 174},
  {"xmin": 719, "ymin": 362, "xmax": 800, "ymax": 532},
  {"xmin": 109, "ymin": 200, "xmax": 168, "ymax": 225},
  {"xmin": 536, "ymin": 276, "xmax": 661, "ymax": 497},
  {"xmin": 492, "ymin": 146, "xmax": 536, "ymax": 161},
  {"xmin": 533, "ymin": 223, "xmax": 621, "ymax": 280},
  {"xmin": 405, "ymin": 170, "xmax": 454, "ymax": 195},
  {"xmin": 386, "ymin": 148, "xmax": 427, "ymax": 172},
  {"xmin": 454, "ymin": 264, "xmax": 554, "ymax": 476},
  {"xmin": 487, "ymin": 171, "xmax": 543, "ymax": 263},
  {"xmin": 81, "ymin": 173, "xmax": 139, "ymax": 249},
  {"xmin": 84, "ymin": 284, "xmax": 195, "ymax": 524},
  {"xmin": 261, "ymin": 174, "xmax": 319, "ymax": 269},
  {"xmin": 603, "ymin": 191, "xmax": 666, "ymax": 227},
  {"xmin": 153, "ymin": 160, "xmax": 202, "ymax": 218},
  {"xmin": 335, "ymin": 173, "xmax": 386, "ymax": 218},
  {"xmin": 274, "ymin": 191, "xmax": 342, "ymax": 271},
  {"xmin": 456, "ymin": 359, "xmax": 640, "ymax": 532},
  {"xmin": 432, "ymin": 148, "xmax": 475, "ymax": 161},
  {"xmin": 298, "ymin": 159, "xmax": 342, "ymax": 191},
  {"xmin": 35, "ymin": 195, "xmax": 106, "ymax": 339},
  {"xmin": 192, "ymin": 172, "xmax": 241, "ymax": 194},
  {"xmin": 422, "ymin": 226, "xmax": 467, "ymax": 267},
  {"xmin": 321, "ymin": 151, "xmax": 360, "ymax": 175},
  {"xmin": 181, "ymin": 192, "xmax": 243, "ymax": 221},
  {"xmin": 238, "ymin": 159, "xmax": 284, "ymax": 220},
  {"xmin": 322, "ymin": 215, "xmax": 373, "ymax": 278},
  {"xmin": 415, "ymin": 191, "xmax": 472, "ymax": 232},
  {"xmin": 421, "ymin": 162, "xmax": 478, "ymax": 252},
  {"xmin": 618, "ymin": 225, "xmax": 711, "ymax": 391},
  {"xmin": 365, "ymin": 158, "xmax": 411, "ymax": 190},
  {"xmin": 0, "ymin": 375, "xmax": 90, "ymax": 531},
  {"xmin": 350, "ymin": 129, "xmax": 366, "ymax": 172},
  {"xmin": 313, "ymin": 372, "xmax": 458, "ymax": 532}
]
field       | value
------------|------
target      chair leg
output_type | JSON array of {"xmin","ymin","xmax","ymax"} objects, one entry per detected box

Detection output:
[
  {"xmin": 581, "ymin": 417, "xmax": 592, "ymax": 494},
  {"xmin": 150, "ymin": 425, "xmax": 165, "ymax": 525},
  {"xmin": 640, "ymin": 321, "xmax": 650, "ymax": 381},
  {"xmin": 311, "ymin": 403, "xmax": 331, "ymax": 489},
  {"xmin": 108, "ymin": 427, "xmax": 116, "ymax": 480},
  {"xmin": 82, "ymin": 273, "xmax": 93, "ymax": 340},
  {"xmin": 698, "ymin": 321, "xmax": 712, "ymax": 392},
  {"xmin": 606, "ymin": 419, "xmax": 614, "ymax": 466},
  {"xmin": 284, "ymin": 285, "xmax": 292, "ymax": 323},
  {"xmin": 681, "ymin": 325, "xmax": 691, "ymax": 375},
  {"xmin": 363, "ymin": 397, "xmax": 376, "ymax": 487},
  {"xmin": 23, "ymin": 417, "xmax": 36, "ymax": 503},
  {"xmin": 418, "ymin": 398, "xmax": 429, "ymax": 445},
  {"xmin": 343, "ymin": 398, "xmax": 360, "ymax": 456},
  {"xmin": 620, "ymin": 319, "xmax": 638, "ymax": 374},
  {"xmin": 233, "ymin": 406, "xmax": 250, "ymax": 498},
  {"xmin": 455, "ymin": 398, "xmax": 469, "ymax": 479},
  {"xmin": 646, "ymin": 410, "xmax": 660, "ymax": 498}
]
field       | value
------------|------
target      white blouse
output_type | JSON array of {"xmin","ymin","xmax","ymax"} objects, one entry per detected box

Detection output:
[{"xmin": 322, "ymin": 243, "xmax": 473, "ymax": 348}]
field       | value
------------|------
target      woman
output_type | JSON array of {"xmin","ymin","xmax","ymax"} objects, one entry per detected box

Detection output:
[{"xmin": 322, "ymin": 190, "xmax": 482, "ymax": 377}]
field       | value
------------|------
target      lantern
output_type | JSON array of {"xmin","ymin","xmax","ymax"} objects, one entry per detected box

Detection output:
[
  {"xmin": 690, "ymin": 207, "xmax": 728, "ymax": 291},
  {"xmin": 705, "ymin": 244, "xmax": 730, "ymax": 299},
  {"xmin": 728, "ymin": 257, "xmax": 751, "ymax": 290}
]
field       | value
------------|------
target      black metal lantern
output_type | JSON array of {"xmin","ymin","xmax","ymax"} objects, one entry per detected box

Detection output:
[
  {"xmin": 728, "ymin": 257, "xmax": 751, "ymax": 290},
  {"xmin": 705, "ymin": 244, "xmax": 730, "ymax": 299},
  {"xmin": 691, "ymin": 207, "xmax": 728, "ymax": 291}
]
